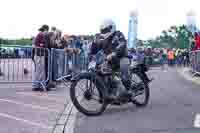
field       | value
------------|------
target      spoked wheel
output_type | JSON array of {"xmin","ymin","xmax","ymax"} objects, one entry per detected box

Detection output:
[
  {"xmin": 70, "ymin": 73, "xmax": 107, "ymax": 116},
  {"xmin": 131, "ymin": 73, "xmax": 150, "ymax": 107}
]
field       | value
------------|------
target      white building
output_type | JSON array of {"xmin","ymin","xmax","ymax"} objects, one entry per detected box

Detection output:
[
  {"xmin": 186, "ymin": 10, "xmax": 197, "ymax": 34},
  {"xmin": 128, "ymin": 11, "xmax": 138, "ymax": 49}
]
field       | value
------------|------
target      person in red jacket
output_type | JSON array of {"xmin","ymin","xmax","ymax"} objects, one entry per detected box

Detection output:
[
  {"xmin": 194, "ymin": 32, "xmax": 200, "ymax": 50},
  {"xmin": 197, "ymin": 32, "xmax": 200, "ymax": 49}
]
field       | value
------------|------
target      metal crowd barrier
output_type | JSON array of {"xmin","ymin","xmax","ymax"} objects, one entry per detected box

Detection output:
[
  {"xmin": 0, "ymin": 46, "xmax": 88, "ymax": 90},
  {"xmin": 3, "ymin": 46, "xmax": 176, "ymax": 89},
  {"xmin": 190, "ymin": 50, "xmax": 200, "ymax": 76},
  {"xmin": 0, "ymin": 47, "xmax": 51, "ymax": 90},
  {"xmin": 49, "ymin": 48, "xmax": 88, "ymax": 82}
]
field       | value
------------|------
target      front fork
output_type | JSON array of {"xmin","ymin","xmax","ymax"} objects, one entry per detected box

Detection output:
[{"xmin": 136, "ymin": 71, "xmax": 151, "ymax": 84}]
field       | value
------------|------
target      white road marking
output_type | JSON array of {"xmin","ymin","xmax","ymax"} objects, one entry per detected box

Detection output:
[
  {"xmin": 16, "ymin": 92, "xmax": 66, "ymax": 103},
  {"xmin": 17, "ymin": 91, "xmax": 65, "ymax": 97},
  {"xmin": 194, "ymin": 114, "xmax": 200, "ymax": 128},
  {"xmin": 0, "ymin": 98, "xmax": 59, "ymax": 113},
  {"xmin": 0, "ymin": 112, "xmax": 52, "ymax": 129}
]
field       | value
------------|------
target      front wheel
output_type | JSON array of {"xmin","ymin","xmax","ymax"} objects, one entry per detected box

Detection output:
[
  {"xmin": 70, "ymin": 72, "xmax": 107, "ymax": 116},
  {"xmin": 131, "ymin": 72, "xmax": 150, "ymax": 107}
]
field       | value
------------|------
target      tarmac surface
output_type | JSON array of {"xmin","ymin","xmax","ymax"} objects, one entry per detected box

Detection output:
[
  {"xmin": 1, "ymin": 65, "xmax": 200, "ymax": 133},
  {"xmin": 73, "ymin": 67, "xmax": 200, "ymax": 133}
]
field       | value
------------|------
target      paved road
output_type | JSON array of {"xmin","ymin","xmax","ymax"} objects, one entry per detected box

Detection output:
[
  {"xmin": 0, "ymin": 83, "xmax": 71, "ymax": 133},
  {"xmin": 72, "ymin": 68, "xmax": 200, "ymax": 133}
]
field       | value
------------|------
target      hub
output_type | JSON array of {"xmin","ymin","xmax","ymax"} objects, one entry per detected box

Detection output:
[{"xmin": 84, "ymin": 90, "xmax": 92, "ymax": 100}]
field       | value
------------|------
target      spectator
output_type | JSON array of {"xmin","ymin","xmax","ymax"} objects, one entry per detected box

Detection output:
[
  {"xmin": 182, "ymin": 49, "xmax": 190, "ymax": 67},
  {"xmin": 54, "ymin": 30, "xmax": 65, "ymax": 79},
  {"xmin": 176, "ymin": 49, "xmax": 182, "ymax": 67},
  {"xmin": 32, "ymin": 24, "xmax": 49, "ymax": 91},
  {"xmin": 191, "ymin": 41, "xmax": 196, "ymax": 51},
  {"xmin": 167, "ymin": 49, "xmax": 175, "ymax": 66},
  {"xmin": 64, "ymin": 36, "xmax": 74, "ymax": 74},
  {"xmin": 70, "ymin": 36, "xmax": 82, "ymax": 72},
  {"xmin": 46, "ymin": 27, "xmax": 66, "ymax": 89},
  {"xmin": 194, "ymin": 32, "xmax": 200, "ymax": 50},
  {"xmin": 159, "ymin": 49, "xmax": 164, "ymax": 70},
  {"xmin": 145, "ymin": 46, "xmax": 153, "ymax": 66},
  {"xmin": 81, "ymin": 38, "xmax": 90, "ymax": 70},
  {"xmin": 186, "ymin": 49, "xmax": 190, "ymax": 67},
  {"xmin": 129, "ymin": 48, "xmax": 137, "ymax": 61}
]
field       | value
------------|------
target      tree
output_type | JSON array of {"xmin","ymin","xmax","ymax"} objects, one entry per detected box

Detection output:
[{"xmin": 145, "ymin": 25, "xmax": 193, "ymax": 49}]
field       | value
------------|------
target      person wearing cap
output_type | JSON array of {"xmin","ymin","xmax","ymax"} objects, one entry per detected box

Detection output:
[{"xmin": 32, "ymin": 25, "xmax": 49, "ymax": 91}]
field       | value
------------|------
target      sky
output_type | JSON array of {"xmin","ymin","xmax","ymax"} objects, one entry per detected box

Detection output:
[{"xmin": 0, "ymin": 0, "xmax": 199, "ymax": 40}]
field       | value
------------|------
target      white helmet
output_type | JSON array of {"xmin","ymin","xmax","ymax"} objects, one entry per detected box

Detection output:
[{"xmin": 99, "ymin": 19, "xmax": 116, "ymax": 38}]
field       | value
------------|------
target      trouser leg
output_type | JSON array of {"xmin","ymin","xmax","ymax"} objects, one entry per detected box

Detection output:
[
  {"xmin": 120, "ymin": 57, "xmax": 131, "ymax": 90},
  {"xmin": 33, "ymin": 55, "xmax": 45, "ymax": 89}
]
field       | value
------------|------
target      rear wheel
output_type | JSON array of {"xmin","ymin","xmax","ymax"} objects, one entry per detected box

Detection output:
[
  {"xmin": 70, "ymin": 73, "xmax": 107, "ymax": 116},
  {"xmin": 131, "ymin": 72, "xmax": 150, "ymax": 107}
]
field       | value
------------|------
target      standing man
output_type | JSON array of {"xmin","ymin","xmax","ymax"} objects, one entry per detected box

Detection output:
[
  {"xmin": 32, "ymin": 25, "xmax": 49, "ymax": 91},
  {"xmin": 46, "ymin": 27, "xmax": 63, "ymax": 90}
]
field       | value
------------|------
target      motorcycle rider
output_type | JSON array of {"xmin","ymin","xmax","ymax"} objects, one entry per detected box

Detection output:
[{"xmin": 94, "ymin": 19, "xmax": 132, "ymax": 100}]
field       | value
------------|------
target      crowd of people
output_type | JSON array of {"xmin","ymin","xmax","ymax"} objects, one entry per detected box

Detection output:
[
  {"xmin": 128, "ymin": 47, "xmax": 190, "ymax": 68},
  {"xmin": 32, "ymin": 24, "xmax": 93, "ymax": 91}
]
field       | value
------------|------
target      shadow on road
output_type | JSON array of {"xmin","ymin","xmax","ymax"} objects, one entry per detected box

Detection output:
[{"xmin": 103, "ymin": 104, "xmax": 139, "ymax": 116}]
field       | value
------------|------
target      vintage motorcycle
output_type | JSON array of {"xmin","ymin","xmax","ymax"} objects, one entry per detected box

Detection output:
[{"xmin": 69, "ymin": 51, "xmax": 153, "ymax": 116}]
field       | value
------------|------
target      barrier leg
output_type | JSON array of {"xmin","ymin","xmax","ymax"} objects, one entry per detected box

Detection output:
[
  {"xmin": 41, "ymin": 82, "xmax": 47, "ymax": 92},
  {"xmin": 0, "ymin": 68, "xmax": 3, "ymax": 76}
]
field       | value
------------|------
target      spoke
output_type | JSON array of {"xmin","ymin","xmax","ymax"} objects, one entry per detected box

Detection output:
[
  {"xmin": 79, "ymin": 87, "xmax": 86, "ymax": 94},
  {"xmin": 75, "ymin": 95, "xmax": 82, "ymax": 100},
  {"xmin": 92, "ymin": 90, "xmax": 100, "ymax": 97},
  {"xmin": 75, "ymin": 92, "xmax": 84, "ymax": 99},
  {"xmin": 77, "ymin": 82, "xmax": 87, "ymax": 93}
]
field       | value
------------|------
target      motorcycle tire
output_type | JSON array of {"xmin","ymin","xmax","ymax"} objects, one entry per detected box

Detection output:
[
  {"xmin": 131, "ymin": 72, "xmax": 150, "ymax": 107},
  {"xmin": 70, "ymin": 72, "xmax": 108, "ymax": 116}
]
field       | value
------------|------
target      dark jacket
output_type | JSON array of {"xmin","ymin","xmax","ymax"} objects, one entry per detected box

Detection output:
[
  {"xmin": 99, "ymin": 31, "xmax": 128, "ymax": 58},
  {"xmin": 96, "ymin": 31, "xmax": 128, "ymax": 70},
  {"xmin": 90, "ymin": 42, "xmax": 101, "ymax": 55},
  {"xmin": 88, "ymin": 42, "xmax": 102, "ymax": 62},
  {"xmin": 34, "ymin": 32, "xmax": 47, "ymax": 56}
]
